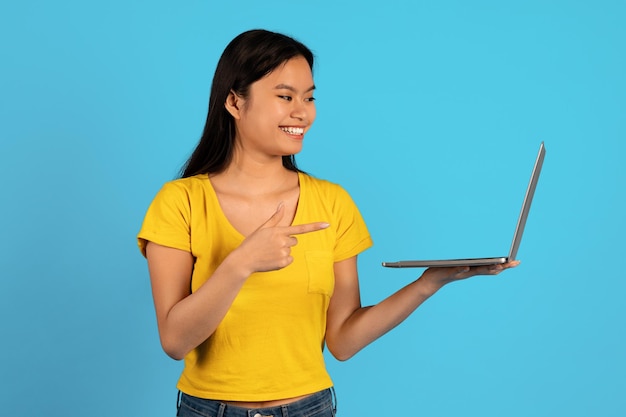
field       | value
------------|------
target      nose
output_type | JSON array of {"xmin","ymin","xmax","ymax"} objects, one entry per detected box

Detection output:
[
  {"xmin": 291, "ymin": 99, "xmax": 314, "ymax": 123},
  {"xmin": 290, "ymin": 101, "xmax": 306, "ymax": 120}
]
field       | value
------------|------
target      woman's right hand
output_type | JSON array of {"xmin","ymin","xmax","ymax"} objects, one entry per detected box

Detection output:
[
  {"xmin": 146, "ymin": 203, "xmax": 329, "ymax": 360},
  {"xmin": 231, "ymin": 202, "xmax": 330, "ymax": 275}
]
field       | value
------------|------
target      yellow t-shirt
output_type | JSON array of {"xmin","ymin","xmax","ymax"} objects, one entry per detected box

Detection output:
[{"xmin": 137, "ymin": 172, "xmax": 373, "ymax": 401}]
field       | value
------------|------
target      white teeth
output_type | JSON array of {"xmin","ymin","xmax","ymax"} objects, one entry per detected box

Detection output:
[{"xmin": 281, "ymin": 127, "xmax": 304, "ymax": 135}]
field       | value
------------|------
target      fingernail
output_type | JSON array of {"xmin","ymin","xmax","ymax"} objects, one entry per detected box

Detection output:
[{"xmin": 320, "ymin": 222, "xmax": 330, "ymax": 229}]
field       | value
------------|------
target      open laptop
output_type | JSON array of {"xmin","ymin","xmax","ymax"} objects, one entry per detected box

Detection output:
[{"xmin": 382, "ymin": 142, "xmax": 546, "ymax": 268}]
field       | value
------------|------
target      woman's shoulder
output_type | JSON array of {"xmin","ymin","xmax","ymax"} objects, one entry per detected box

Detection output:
[
  {"xmin": 146, "ymin": 175, "xmax": 214, "ymax": 209},
  {"xmin": 300, "ymin": 172, "xmax": 341, "ymax": 190},
  {"xmin": 158, "ymin": 174, "xmax": 211, "ymax": 194},
  {"xmin": 299, "ymin": 172, "xmax": 352, "ymax": 201}
]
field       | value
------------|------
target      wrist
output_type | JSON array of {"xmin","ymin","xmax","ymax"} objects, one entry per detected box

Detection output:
[
  {"xmin": 417, "ymin": 270, "xmax": 448, "ymax": 295},
  {"xmin": 220, "ymin": 250, "xmax": 253, "ymax": 282}
]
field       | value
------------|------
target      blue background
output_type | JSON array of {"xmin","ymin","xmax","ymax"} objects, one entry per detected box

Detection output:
[{"xmin": 1, "ymin": 1, "xmax": 624, "ymax": 416}]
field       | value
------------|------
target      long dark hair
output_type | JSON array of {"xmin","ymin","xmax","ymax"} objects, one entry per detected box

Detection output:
[{"xmin": 180, "ymin": 29, "xmax": 315, "ymax": 178}]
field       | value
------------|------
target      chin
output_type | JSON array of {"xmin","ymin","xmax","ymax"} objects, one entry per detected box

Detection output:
[{"xmin": 283, "ymin": 144, "xmax": 304, "ymax": 155}]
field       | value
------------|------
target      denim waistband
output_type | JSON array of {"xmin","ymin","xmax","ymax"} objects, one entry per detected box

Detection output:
[{"xmin": 176, "ymin": 388, "xmax": 336, "ymax": 417}]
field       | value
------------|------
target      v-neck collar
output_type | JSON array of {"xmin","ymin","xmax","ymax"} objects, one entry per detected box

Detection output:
[{"xmin": 203, "ymin": 171, "xmax": 304, "ymax": 240}]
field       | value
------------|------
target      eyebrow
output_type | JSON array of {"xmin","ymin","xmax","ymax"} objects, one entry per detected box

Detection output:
[{"xmin": 273, "ymin": 83, "xmax": 316, "ymax": 93}]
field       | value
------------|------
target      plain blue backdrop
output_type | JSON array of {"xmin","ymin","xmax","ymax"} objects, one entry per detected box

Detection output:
[{"xmin": 1, "ymin": 1, "xmax": 624, "ymax": 416}]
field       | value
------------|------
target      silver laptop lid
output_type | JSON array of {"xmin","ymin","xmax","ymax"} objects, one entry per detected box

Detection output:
[{"xmin": 507, "ymin": 142, "xmax": 546, "ymax": 261}]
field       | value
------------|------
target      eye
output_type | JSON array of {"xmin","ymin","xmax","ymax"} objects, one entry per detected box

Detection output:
[
  {"xmin": 305, "ymin": 97, "xmax": 316, "ymax": 102},
  {"xmin": 278, "ymin": 95, "xmax": 292, "ymax": 101}
]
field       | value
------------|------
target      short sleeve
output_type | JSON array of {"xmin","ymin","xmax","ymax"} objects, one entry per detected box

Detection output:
[
  {"xmin": 137, "ymin": 181, "xmax": 192, "ymax": 257},
  {"xmin": 331, "ymin": 185, "xmax": 373, "ymax": 262}
]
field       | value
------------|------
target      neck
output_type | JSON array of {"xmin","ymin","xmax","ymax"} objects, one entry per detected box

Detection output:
[{"xmin": 213, "ymin": 152, "xmax": 296, "ymax": 196}]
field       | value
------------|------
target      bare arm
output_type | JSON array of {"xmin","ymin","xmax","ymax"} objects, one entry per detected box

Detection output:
[
  {"xmin": 146, "ymin": 242, "xmax": 248, "ymax": 360},
  {"xmin": 146, "ymin": 203, "xmax": 329, "ymax": 360},
  {"xmin": 325, "ymin": 256, "xmax": 519, "ymax": 361}
]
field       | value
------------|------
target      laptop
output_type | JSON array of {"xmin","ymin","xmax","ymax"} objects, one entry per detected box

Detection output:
[{"xmin": 382, "ymin": 142, "xmax": 546, "ymax": 268}]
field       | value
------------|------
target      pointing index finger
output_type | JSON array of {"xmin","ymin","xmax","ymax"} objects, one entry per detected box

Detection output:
[{"xmin": 286, "ymin": 222, "xmax": 330, "ymax": 236}]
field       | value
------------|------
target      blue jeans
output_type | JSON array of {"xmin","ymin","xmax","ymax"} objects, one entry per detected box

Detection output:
[{"xmin": 176, "ymin": 388, "xmax": 337, "ymax": 417}]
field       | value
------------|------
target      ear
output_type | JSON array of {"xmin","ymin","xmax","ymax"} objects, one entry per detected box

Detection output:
[{"xmin": 224, "ymin": 90, "xmax": 244, "ymax": 119}]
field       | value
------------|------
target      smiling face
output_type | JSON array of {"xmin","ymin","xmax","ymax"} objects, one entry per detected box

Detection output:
[{"xmin": 225, "ymin": 56, "xmax": 316, "ymax": 164}]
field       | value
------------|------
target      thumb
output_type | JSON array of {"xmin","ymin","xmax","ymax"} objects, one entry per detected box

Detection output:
[{"xmin": 259, "ymin": 202, "xmax": 285, "ymax": 230}]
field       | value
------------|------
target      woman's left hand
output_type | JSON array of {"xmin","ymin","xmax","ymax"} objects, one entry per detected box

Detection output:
[{"xmin": 419, "ymin": 260, "xmax": 521, "ymax": 290}]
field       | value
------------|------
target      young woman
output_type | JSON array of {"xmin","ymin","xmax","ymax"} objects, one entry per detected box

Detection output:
[{"xmin": 137, "ymin": 29, "xmax": 519, "ymax": 417}]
